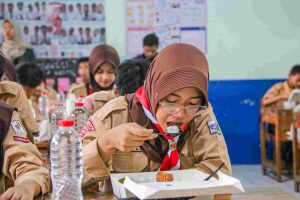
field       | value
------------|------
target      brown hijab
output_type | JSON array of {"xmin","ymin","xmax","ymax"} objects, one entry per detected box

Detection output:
[
  {"xmin": 126, "ymin": 43, "xmax": 209, "ymax": 163},
  {"xmin": 89, "ymin": 44, "xmax": 120, "ymax": 92}
]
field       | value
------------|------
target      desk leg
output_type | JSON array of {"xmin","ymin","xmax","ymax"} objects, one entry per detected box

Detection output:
[
  {"xmin": 275, "ymin": 121, "xmax": 282, "ymax": 182},
  {"xmin": 260, "ymin": 120, "xmax": 267, "ymax": 175},
  {"xmin": 293, "ymin": 127, "xmax": 300, "ymax": 192}
]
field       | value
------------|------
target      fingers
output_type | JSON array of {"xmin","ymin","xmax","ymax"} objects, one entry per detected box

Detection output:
[
  {"xmin": 128, "ymin": 124, "xmax": 156, "ymax": 139},
  {"xmin": 0, "ymin": 188, "xmax": 15, "ymax": 200},
  {"xmin": 10, "ymin": 192, "xmax": 21, "ymax": 200}
]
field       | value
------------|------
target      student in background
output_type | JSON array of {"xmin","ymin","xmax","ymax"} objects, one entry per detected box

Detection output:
[
  {"xmin": 83, "ymin": 59, "xmax": 150, "ymax": 117},
  {"xmin": 262, "ymin": 65, "xmax": 300, "ymax": 107},
  {"xmin": 1, "ymin": 19, "xmax": 35, "ymax": 66},
  {"xmin": 135, "ymin": 33, "xmax": 159, "ymax": 62},
  {"xmin": 69, "ymin": 57, "xmax": 90, "ymax": 93},
  {"xmin": 68, "ymin": 45, "xmax": 120, "ymax": 98},
  {"xmin": 16, "ymin": 62, "xmax": 44, "ymax": 99}
]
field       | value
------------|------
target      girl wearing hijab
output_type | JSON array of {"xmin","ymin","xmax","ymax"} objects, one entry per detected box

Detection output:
[
  {"xmin": 0, "ymin": 19, "xmax": 35, "ymax": 66},
  {"xmin": 80, "ymin": 44, "xmax": 231, "ymax": 199},
  {"xmin": 68, "ymin": 44, "xmax": 120, "ymax": 98}
]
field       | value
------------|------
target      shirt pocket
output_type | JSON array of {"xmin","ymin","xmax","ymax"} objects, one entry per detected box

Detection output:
[
  {"xmin": 179, "ymin": 154, "xmax": 196, "ymax": 169},
  {"xmin": 112, "ymin": 151, "xmax": 148, "ymax": 172}
]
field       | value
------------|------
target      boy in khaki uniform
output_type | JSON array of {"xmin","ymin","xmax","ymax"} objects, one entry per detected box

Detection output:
[
  {"xmin": 262, "ymin": 65, "xmax": 300, "ymax": 107},
  {"xmin": 0, "ymin": 102, "xmax": 50, "ymax": 198},
  {"xmin": 81, "ymin": 44, "xmax": 231, "ymax": 200}
]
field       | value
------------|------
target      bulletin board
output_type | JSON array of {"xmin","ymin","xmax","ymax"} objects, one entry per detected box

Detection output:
[
  {"xmin": 0, "ymin": 0, "xmax": 106, "ymax": 58},
  {"xmin": 125, "ymin": 0, "xmax": 207, "ymax": 56}
]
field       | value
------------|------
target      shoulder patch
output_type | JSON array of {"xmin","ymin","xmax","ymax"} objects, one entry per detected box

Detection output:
[
  {"xmin": 80, "ymin": 120, "xmax": 96, "ymax": 137},
  {"xmin": 13, "ymin": 136, "xmax": 30, "ymax": 143},
  {"xmin": 11, "ymin": 120, "xmax": 26, "ymax": 134},
  {"xmin": 207, "ymin": 120, "xmax": 222, "ymax": 135}
]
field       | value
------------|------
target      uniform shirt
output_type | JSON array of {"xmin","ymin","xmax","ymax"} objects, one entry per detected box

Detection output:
[
  {"xmin": 82, "ymin": 90, "xmax": 116, "ymax": 117},
  {"xmin": 263, "ymin": 81, "xmax": 292, "ymax": 107},
  {"xmin": 68, "ymin": 83, "xmax": 89, "ymax": 99},
  {"xmin": 0, "ymin": 111, "xmax": 50, "ymax": 194},
  {"xmin": 0, "ymin": 81, "xmax": 39, "ymax": 134},
  {"xmin": 81, "ymin": 96, "xmax": 231, "ymax": 187}
]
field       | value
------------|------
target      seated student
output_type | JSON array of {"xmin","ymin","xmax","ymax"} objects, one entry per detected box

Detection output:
[
  {"xmin": 262, "ymin": 65, "xmax": 300, "ymax": 107},
  {"xmin": 0, "ymin": 55, "xmax": 39, "ymax": 137},
  {"xmin": 0, "ymin": 102, "xmax": 50, "ymax": 198},
  {"xmin": 69, "ymin": 57, "xmax": 90, "ymax": 91},
  {"xmin": 81, "ymin": 44, "xmax": 231, "ymax": 199},
  {"xmin": 134, "ymin": 33, "xmax": 159, "ymax": 62},
  {"xmin": 16, "ymin": 62, "xmax": 44, "ymax": 122},
  {"xmin": 68, "ymin": 45, "xmax": 120, "ymax": 98},
  {"xmin": 82, "ymin": 59, "xmax": 150, "ymax": 116},
  {"xmin": 16, "ymin": 62, "xmax": 44, "ymax": 100}
]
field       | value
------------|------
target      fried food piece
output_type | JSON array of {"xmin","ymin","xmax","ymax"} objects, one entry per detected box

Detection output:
[{"xmin": 156, "ymin": 171, "xmax": 174, "ymax": 182}]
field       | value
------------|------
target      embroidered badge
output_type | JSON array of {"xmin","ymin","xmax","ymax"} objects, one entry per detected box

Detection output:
[
  {"xmin": 169, "ymin": 141, "xmax": 177, "ymax": 151},
  {"xmin": 207, "ymin": 120, "xmax": 222, "ymax": 135},
  {"xmin": 13, "ymin": 136, "xmax": 30, "ymax": 143},
  {"xmin": 84, "ymin": 98, "xmax": 94, "ymax": 111},
  {"xmin": 11, "ymin": 120, "xmax": 26, "ymax": 134},
  {"xmin": 80, "ymin": 120, "xmax": 96, "ymax": 137}
]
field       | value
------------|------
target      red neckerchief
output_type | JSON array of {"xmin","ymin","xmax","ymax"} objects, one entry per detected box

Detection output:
[{"xmin": 135, "ymin": 86, "xmax": 185, "ymax": 171}]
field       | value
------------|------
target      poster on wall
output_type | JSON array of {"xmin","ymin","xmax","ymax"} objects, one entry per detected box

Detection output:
[
  {"xmin": 126, "ymin": 0, "xmax": 207, "ymax": 56},
  {"xmin": 0, "ymin": 0, "xmax": 106, "ymax": 58}
]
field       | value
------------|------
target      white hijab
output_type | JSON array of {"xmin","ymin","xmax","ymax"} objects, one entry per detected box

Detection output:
[{"xmin": 1, "ymin": 19, "xmax": 32, "ymax": 61}]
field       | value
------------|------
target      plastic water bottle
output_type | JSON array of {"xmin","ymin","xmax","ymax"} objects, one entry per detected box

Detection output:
[
  {"xmin": 50, "ymin": 120, "xmax": 83, "ymax": 200},
  {"xmin": 57, "ymin": 91, "xmax": 66, "ymax": 105},
  {"xmin": 38, "ymin": 91, "xmax": 49, "ymax": 120},
  {"xmin": 69, "ymin": 103, "xmax": 88, "ymax": 134},
  {"xmin": 49, "ymin": 104, "xmax": 67, "ymax": 136}
]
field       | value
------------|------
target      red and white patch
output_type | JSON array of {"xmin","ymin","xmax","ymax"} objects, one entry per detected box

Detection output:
[
  {"xmin": 80, "ymin": 120, "xmax": 95, "ymax": 137},
  {"xmin": 84, "ymin": 98, "xmax": 94, "ymax": 111},
  {"xmin": 13, "ymin": 136, "xmax": 30, "ymax": 143}
]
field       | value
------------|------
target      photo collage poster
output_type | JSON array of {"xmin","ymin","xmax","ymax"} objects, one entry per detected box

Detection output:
[
  {"xmin": 0, "ymin": 0, "xmax": 106, "ymax": 58},
  {"xmin": 126, "ymin": 0, "xmax": 207, "ymax": 56}
]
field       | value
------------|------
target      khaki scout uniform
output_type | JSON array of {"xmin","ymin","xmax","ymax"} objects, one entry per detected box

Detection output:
[
  {"xmin": 0, "ymin": 81, "xmax": 39, "ymax": 135},
  {"xmin": 68, "ymin": 83, "xmax": 88, "ymax": 98},
  {"xmin": 82, "ymin": 90, "xmax": 116, "ymax": 117},
  {"xmin": 0, "ymin": 111, "xmax": 50, "ymax": 194},
  {"xmin": 263, "ymin": 81, "xmax": 292, "ymax": 107},
  {"xmin": 81, "ymin": 96, "xmax": 231, "ymax": 188}
]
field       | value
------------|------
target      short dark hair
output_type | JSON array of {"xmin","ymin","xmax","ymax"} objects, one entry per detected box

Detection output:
[
  {"xmin": 115, "ymin": 59, "xmax": 150, "ymax": 96},
  {"xmin": 290, "ymin": 65, "xmax": 300, "ymax": 75},
  {"xmin": 16, "ymin": 62, "xmax": 44, "ymax": 88},
  {"xmin": 0, "ymin": 53, "xmax": 5, "ymax": 79},
  {"xmin": 143, "ymin": 33, "xmax": 159, "ymax": 47},
  {"xmin": 77, "ymin": 57, "xmax": 89, "ymax": 67}
]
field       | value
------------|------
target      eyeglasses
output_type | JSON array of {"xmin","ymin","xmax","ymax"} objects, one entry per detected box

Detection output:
[{"xmin": 158, "ymin": 102, "xmax": 207, "ymax": 115}]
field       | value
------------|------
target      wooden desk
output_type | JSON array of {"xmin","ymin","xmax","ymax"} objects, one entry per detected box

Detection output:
[
  {"xmin": 260, "ymin": 107, "xmax": 293, "ymax": 181},
  {"xmin": 293, "ymin": 112, "xmax": 300, "ymax": 192}
]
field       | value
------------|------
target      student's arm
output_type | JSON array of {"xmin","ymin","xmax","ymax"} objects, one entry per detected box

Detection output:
[
  {"xmin": 261, "ymin": 83, "xmax": 287, "ymax": 106},
  {"xmin": 1, "ymin": 111, "xmax": 50, "ymax": 198}
]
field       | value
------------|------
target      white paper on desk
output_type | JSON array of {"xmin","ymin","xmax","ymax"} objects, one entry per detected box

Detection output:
[{"xmin": 111, "ymin": 169, "xmax": 244, "ymax": 200}]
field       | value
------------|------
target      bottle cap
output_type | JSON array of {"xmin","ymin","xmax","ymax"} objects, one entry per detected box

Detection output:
[
  {"xmin": 75, "ymin": 102, "xmax": 84, "ymax": 107},
  {"xmin": 41, "ymin": 91, "xmax": 48, "ymax": 95},
  {"xmin": 58, "ymin": 120, "xmax": 74, "ymax": 127},
  {"xmin": 78, "ymin": 95, "xmax": 86, "ymax": 98}
]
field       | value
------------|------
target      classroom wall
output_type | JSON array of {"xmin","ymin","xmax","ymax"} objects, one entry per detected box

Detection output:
[{"xmin": 106, "ymin": 0, "xmax": 300, "ymax": 164}]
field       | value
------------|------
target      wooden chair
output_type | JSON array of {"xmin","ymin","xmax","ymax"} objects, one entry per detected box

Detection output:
[
  {"xmin": 293, "ymin": 112, "xmax": 300, "ymax": 192},
  {"xmin": 260, "ymin": 107, "xmax": 293, "ymax": 181}
]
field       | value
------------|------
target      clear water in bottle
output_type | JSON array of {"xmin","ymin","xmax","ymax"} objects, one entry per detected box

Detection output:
[
  {"xmin": 49, "ymin": 104, "xmax": 67, "ymax": 136},
  {"xmin": 38, "ymin": 91, "xmax": 49, "ymax": 120},
  {"xmin": 69, "ymin": 103, "xmax": 88, "ymax": 134},
  {"xmin": 50, "ymin": 120, "xmax": 83, "ymax": 200}
]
